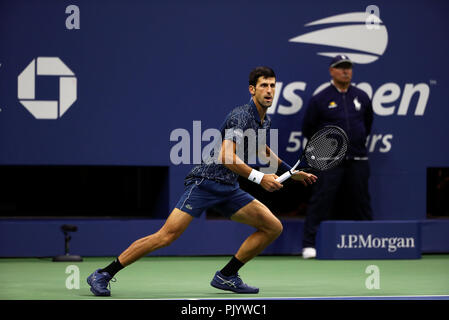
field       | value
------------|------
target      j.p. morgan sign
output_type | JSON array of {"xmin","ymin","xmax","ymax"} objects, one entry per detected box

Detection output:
[{"xmin": 316, "ymin": 221, "xmax": 421, "ymax": 259}]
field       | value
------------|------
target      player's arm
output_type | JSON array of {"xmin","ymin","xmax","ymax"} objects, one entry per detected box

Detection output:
[
  {"xmin": 219, "ymin": 139, "xmax": 283, "ymax": 192},
  {"xmin": 265, "ymin": 145, "xmax": 317, "ymax": 186}
]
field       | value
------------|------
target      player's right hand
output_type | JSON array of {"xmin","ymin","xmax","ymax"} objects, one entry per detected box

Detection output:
[{"xmin": 260, "ymin": 174, "xmax": 283, "ymax": 192}]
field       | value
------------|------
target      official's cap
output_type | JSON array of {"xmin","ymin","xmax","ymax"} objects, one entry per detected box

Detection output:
[{"xmin": 330, "ymin": 55, "xmax": 353, "ymax": 68}]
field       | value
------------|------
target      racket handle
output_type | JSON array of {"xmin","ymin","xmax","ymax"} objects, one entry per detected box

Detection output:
[{"xmin": 276, "ymin": 171, "xmax": 292, "ymax": 183}]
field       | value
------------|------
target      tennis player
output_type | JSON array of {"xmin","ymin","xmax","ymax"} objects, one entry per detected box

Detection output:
[{"xmin": 87, "ymin": 66, "xmax": 317, "ymax": 296}]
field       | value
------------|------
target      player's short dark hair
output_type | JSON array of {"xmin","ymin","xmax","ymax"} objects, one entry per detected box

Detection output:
[{"xmin": 249, "ymin": 66, "xmax": 276, "ymax": 86}]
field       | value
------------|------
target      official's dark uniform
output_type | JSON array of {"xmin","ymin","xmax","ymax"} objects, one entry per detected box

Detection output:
[{"xmin": 302, "ymin": 82, "xmax": 374, "ymax": 248}]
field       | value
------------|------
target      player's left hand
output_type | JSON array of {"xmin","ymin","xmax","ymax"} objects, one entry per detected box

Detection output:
[{"xmin": 290, "ymin": 170, "xmax": 317, "ymax": 186}]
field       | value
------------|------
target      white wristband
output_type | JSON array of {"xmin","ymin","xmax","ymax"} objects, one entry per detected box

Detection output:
[{"xmin": 248, "ymin": 169, "xmax": 264, "ymax": 184}]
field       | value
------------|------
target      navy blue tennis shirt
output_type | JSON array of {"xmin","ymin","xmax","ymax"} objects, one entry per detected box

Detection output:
[
  {"xmin": 302, "ymin": 82, "xmax": 374, "ymax": 159},
  {"xmin": 185, "ymin": 98, "xmax": 273, "ymax": 185}
]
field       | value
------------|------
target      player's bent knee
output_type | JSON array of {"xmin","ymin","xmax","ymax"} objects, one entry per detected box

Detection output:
[
  {"xmin": 260, "ymin": 216, "xmax": 283, "ymax": 239},
  {"xmin": 158, "ymin": 230, "xmax": 181, "ymax": 248},
  {"xmin": 269, "ymin": 219, "xmax": 283, "ymax": 239}
]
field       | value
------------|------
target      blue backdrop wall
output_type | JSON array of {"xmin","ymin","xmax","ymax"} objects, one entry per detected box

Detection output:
[{"xmin": 1, "ymin": 0, "xmax": 448, "ymax": 256}]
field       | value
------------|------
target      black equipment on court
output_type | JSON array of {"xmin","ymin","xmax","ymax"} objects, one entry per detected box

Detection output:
[{"xmin": 52, "ymin": 224, "xmax": 83, "ymax": 262}]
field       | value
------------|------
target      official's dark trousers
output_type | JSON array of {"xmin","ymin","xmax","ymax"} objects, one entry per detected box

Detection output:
[{"xmin": 302, "ymin": 159, "xmax": 373, "ymax": 248}]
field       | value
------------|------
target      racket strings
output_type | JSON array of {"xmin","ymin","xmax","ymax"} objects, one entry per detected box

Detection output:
[{"xmin": 304, "ymin": 126, "xmax": 348, "ymax": 171}]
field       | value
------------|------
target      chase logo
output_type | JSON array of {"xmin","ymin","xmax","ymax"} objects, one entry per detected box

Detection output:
[
  {"xmin": 289, "ymin": 12, "xmax": 388, "ymax": 64},
  {"xmin": 18, "ymin": 57, "xmax": 77, "ymax": 119}
]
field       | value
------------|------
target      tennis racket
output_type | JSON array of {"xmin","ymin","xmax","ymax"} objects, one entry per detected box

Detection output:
[{"xmin": 276, "ymin": 125, "xmax": 349, "ymax": 183}]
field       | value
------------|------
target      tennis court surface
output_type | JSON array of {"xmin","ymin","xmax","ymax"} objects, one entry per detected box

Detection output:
[{"xmin": 1, "ymin": 255, "xmax": 448, "ymax": 300}]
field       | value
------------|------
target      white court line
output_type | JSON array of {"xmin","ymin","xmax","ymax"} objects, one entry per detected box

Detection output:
[{"xmin": 106, "ymin": 294, "xmax": 449, "ymax": 300}]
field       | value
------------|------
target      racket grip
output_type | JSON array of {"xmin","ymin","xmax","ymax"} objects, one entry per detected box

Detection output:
[{"xmin": 276, "ymin": 171, "xmax": 292, "ymax": 183}]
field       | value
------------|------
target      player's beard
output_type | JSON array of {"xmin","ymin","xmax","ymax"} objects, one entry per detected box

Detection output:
[{"xmin": 256, "ymin": 96, "xmax": 273, "ymax": 109}]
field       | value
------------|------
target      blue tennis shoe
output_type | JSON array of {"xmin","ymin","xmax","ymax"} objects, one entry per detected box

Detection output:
[
  {"xmin": 210, "ymin": 271, "xmax": 259, "ymax": 293},
  {"xmin": 87, "ymin": 269, "xmax": 115, "ymax": 296}
]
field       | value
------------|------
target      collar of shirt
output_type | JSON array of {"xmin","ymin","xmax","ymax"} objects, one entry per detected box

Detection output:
[
  {"xmin": 330, "ymin": 80, "xmax": 351, "ymax": 93},
  {"xmin": 249, "ymin": 98, "xmax": 268, "ymax": 126}
]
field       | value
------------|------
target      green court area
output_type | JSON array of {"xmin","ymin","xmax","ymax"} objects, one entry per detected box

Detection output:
[{"xmin": 0, "ymin": 255, "xmax": 448, "ymax": 300}]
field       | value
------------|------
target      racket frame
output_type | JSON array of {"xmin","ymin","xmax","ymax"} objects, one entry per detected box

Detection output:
[{"xmin": 275, "ymin": 125, "xmax": 347, "ymax": 183}]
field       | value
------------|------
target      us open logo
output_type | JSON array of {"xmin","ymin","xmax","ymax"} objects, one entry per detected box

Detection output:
[
  {"xmin": 289, "ymin": 11, "xmax": 388, "ymax": 64},
  {"xmin": 18, "ymin": 57, "xmax": 77, "ymax": 119}
]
